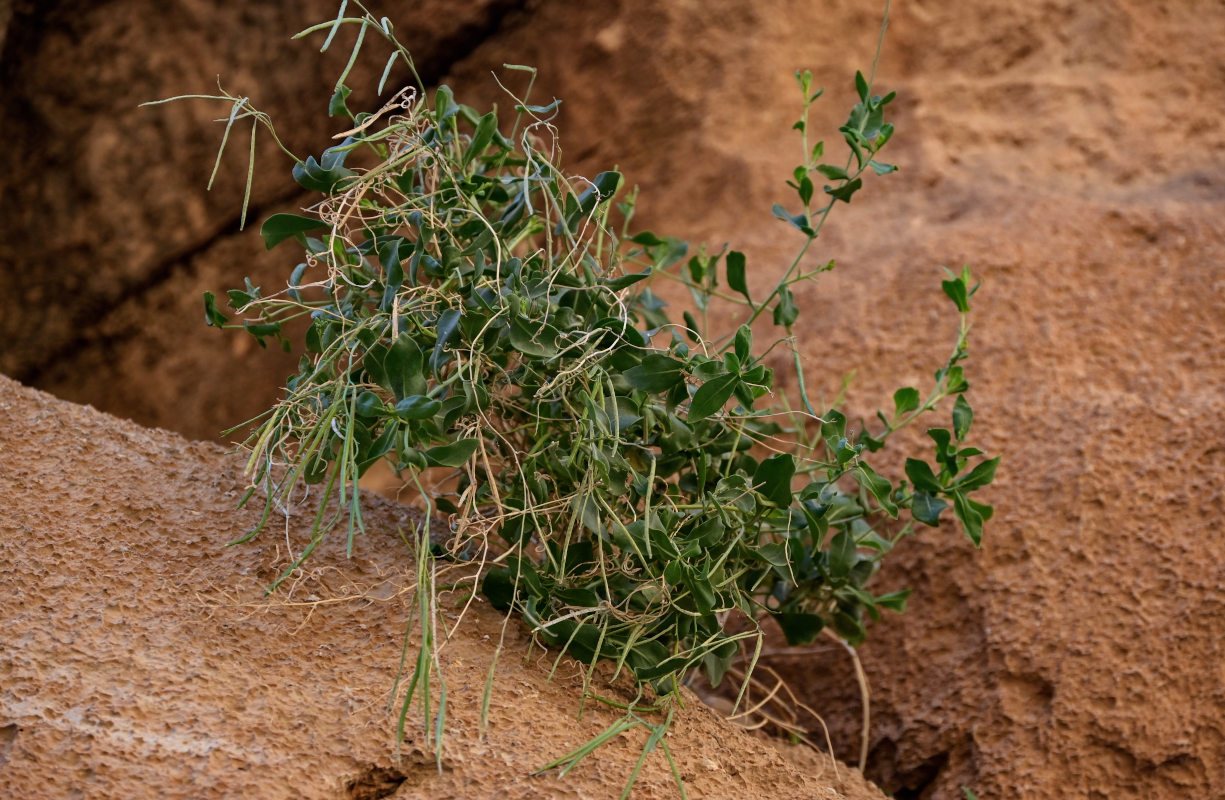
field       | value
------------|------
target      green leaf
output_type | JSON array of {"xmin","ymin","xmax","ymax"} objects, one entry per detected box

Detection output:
[
  {"xmin": 742, "ymin": 364, "xmax": 771, "ymax": 389},
  {"xmin": 703, "ymin": 641, "xmax": 737, "ymax": 688},
  {"xmin": 834, "ymin": 437, "xmax": 860, "ymax": 465},
  {"xmin": 463, "ymin": 111, "xmax": 499, "ymax": 166},
  {"xmin": 815, "ymin": 164, "xmax": 849, "ymax": 181},
  {"xmin": 970, "ymin": 496, "xmax": 994, "ymax": 520},
  {"xmin": 855, "ymin": 463, "xmax": 898, "ymax": 518},
  {"xmin": 799, "ymin": 502, "xmax": 829, "ymax": 547},
  {"xmin": 843, "ymin": 130, "xmax": 866, "ymax": 169},
  {"xmin": 625, "ymin": 354, "xmax": 685, "ymax": 393},
  {"xmin": 602, "ymin": 268, "xmax": 652, "ymax": 291},
  {"xmin": 875, "ymin": 589, "xmax": 911, "ymax": 612},
  {"xmin": 288, "ymin": 262, "xmax": 309, "ymax": 302},
  {"xmin": 942, "ymin": 272, "xmax": 970, "ymax": 312},
  {"xmin": 304, "ymin": 321, "xmax": 324, "ymax": 354},
  {"xmin": 868, "ymin": 160, "xmax": 897, "ymax": 175},
  {"xmin": 756, "ymin": 542, "xmax": 790, "ymax": 569},
  {"xmin": 302, "ymin": 454, "xmax": 331, "ymax": 485},
  {"xmin": 833, "ymin": 610, "xmax": 866, "ymax": 644},
  {"xmin": 820, "ymin": 409, "xmax": 847, "ymax": 447},
  {"xmin": 854, "ymin": 70, "xmax": 869, "ymax": 102},
  {"xmin": 328, "ymin": 84, "xmax": 353, "ymax": 119},
  {"xmin": 383, "ymin": 335, "xmax": 427, "ymax": 401},
  {"xmin": 772, "ymin": 203, "xmax": 813, "ymax": 235},
  {"xmin": 684, "ymin": 569, "xmax": 717, "ymax": 615},
  {"xmin": 227, "ymin": 288, "xmax": 253, "ymax": 309},
  {"xmin": 824, "ymin": 178, "xmax": 863, "ymax": 203},
  {"xmin": 559, "ymin": 171, "xmax": 622, "ymax": 233},
  {"xmin": 796, "ymin": 68, "xmax": 813, "ymax": 97},
  {"xmin": 431, "ymin": 308, "xmax": 462, "ymax": 373},
  {"xmin": 518, "ymin": 98, "xmax": 561, "ymax": 115},
  {"xmin": 354, "ymin": 391, "xmax": 385, "ymax": 418},
  {"xmin": 243, "ymin": 320, "xmax": 281, "ymax": 347},
  {"xmin": 928, "ymin": 427, "xmax": 953, "ymax": 456},
  {"xmin": 944, "ymin": 365, "xmax": 969, "ymax": 393},
  {"xmin": 689, "ymin": 373, "xmax": 740, "ymax": 422},
  {"xmin": 434, "ymin": 85, "xmax": 460, "ymax": 123},
  {"xmin": 394, "ymin": 395, "xmax": 442, "ymax": 420},
  {"xmin": 849, "ymin": 585, "xmax": 879, "ymax": 616},
  {"xmin": 691, "ymin": 516, "xmax": 726, "ymax": 547},
  {"xmin": 911, "ymin": 491, "xmax": 947, "ymax": 527},
  {"xmin": 893, "ymin": 386, "xmax": 920, "ymax": 416},
  {"xmin": 509, "ymin": 316, "xmax": 562, "ymax": 359},
  {"xmin": 733, "ymin": 325, "xmax": 753, "ymax": 362},
  {"xmin": 203, "ymin": 292, "xmax": 229, "ymax": 327},
  {"xmin": 357, "ymin": 425, "xmax": 396, "ymax": 477},
  {"xmin": 754, "ymin": 453, "xmax": 796, "ymax": 508},
  {"xmin": 951, "ymin": 490, "xmax": 985, "ymax": 546},
  {"xmin": 682, "ymin": 311, "xmax": 702, "ymax": 342},
  {"xmin": 425, "ymin": 439, "xmax": 480, "ymax": 468},
  {"xmin": 828, "ymin": 530, "xmax": 857, "ymax": 579},
  {"xmin": 860, "ymin": 431, "xmax": 886, "ymax": 453},
  {"xmin": 651, "ymin": 237, "xmax": 689, "ymax": 270},
  {"xmin": 798, "ymin": 176, "xmax": 814, "ymax": 206},
  {"xmin": 953, "ymin": 394, "xmax": 974, "ymax": 440},
  {"xmin": 712, "ymin": 474, "xmax": 756, "ymax": 514},
  {"xmin": 772, "ymin": 286, "xmax": 799, "ymax": 327},
  {"xmin": 481, "ymin": 568, "xmax": 515, "ymax": 610},
  {"xmin": 292, "ymin": 144, "xmax": 356, "ymax": 193},
  {"xmin": 955, "ymin": 456, "xmax": 1000, "ymax": 492},
  {"xmin": 726, "ymin": 251, "xmax": 751, "ymax": 302},
  {"xmin": 776, "ymin": 612, "xmax": 824, "ymax": 646},
  {"xmin": 260, "ymin": 213, "xmax": 329, "ymax": 249},
  {"xmin": 904, "ymin": 458, "xmax": 944, "ymax": 493}
]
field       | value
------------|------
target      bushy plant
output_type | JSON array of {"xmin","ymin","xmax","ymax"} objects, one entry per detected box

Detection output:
[{"xmin": 165, "ymin": 0, "xmax": 997, "ymax": 789}]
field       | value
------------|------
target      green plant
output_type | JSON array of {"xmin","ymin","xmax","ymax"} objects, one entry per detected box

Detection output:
[{"xmin": 162, "ymin": 0, "xmax": 997, "ymax": 792}]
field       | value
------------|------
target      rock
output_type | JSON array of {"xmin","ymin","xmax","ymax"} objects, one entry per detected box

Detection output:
[
  {"xmin": 0, "ymin": 374, "xmax": 885, "ymax": 799},
  {"xmin": 447, "ymin": 2, "xmax": 1225, "ymax": 796},
  {"xmin": 0, "ymin": 0, "xmax": 525, "ymax": 437}
]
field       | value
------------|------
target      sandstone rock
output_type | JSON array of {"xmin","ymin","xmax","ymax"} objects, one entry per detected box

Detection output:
[
  {"xmin": 0, "ymin": 374, "xmax": 885, "ymax": 799},
  {"xmin": 0, "ymin": 0, "xmax": 525, "ymax": 435},
  {"xmin": 446, "ymin": 3, "xmax": 1225, "ymax": 796}
]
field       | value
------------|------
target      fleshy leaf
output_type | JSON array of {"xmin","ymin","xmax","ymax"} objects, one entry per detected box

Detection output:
[
  {"xmin": 689, "ymin": 373, "xmax": 740, "ymax": 422},
  {"xmin": 754, "ymin": 453, "xmax": 796, "ymax": 508},
  {"xmin": 425, "ymin": 439, "xmax": 480, "ymax": 468},
  {"xmin": 726, "ymin": 251, "xmax": 751, "ymax": 302},
  {"xmin": 260, "ymin": 213, "xmax": 329, "ymax": 249},
  {"xmin": 776, "ymin": 612, "xmax": 824, "ymax": 645}
]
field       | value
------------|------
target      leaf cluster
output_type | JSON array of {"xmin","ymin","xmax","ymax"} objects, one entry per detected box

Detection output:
[{"xmin": 196, "ymin": 11, "xmax": 998, "ymax": 702}]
